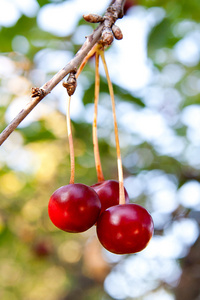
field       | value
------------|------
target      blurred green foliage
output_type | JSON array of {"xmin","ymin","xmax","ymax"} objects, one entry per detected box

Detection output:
[{"xmin": 0, "ymin": 0, "xmax": 200, "ymax": 299}]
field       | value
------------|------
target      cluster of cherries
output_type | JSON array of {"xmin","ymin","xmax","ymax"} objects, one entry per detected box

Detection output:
[
  {"xmin": 48, "ymin": 180, "xmax": 154, "ymax": 255},
  {"xmin": 48, "ymin": 45, "xmax": 154, "ymax": 255}
]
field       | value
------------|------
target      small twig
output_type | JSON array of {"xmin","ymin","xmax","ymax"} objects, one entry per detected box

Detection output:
[
  {"xmin": 0, "ymin": 0, "xmax": 125, "ymax": 146},
  {"xmin": 0, "ymin": 27, "xmax": 103, "ymax": 146}
]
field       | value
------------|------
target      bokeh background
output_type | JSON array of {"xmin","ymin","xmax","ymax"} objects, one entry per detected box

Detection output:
[{"xmin": 0, "ymin": 0, "xmax": 200, "ymax": 299}]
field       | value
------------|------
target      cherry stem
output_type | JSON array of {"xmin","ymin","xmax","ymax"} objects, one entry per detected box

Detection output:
[
  {"xmin": 100, "ymin": 50, "xmax": 126, "ymax": 205},
  {"xmin": 76, "ymin": 43, "xmax": 99, "ymax": 79},
  {"xmin": 66, "ymin": 95, "xmax": 75, "ymax": 184},
  {"xmin": 65, "ymin": 43, "xmax": 100, "ymax": 184},
  {"xmin": 93, "ymin": 51, "xmax": 105, "ymax": 182}
]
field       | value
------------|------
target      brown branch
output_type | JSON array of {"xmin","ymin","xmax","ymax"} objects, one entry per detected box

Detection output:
[{"xmin": 0, "ymin": 0, "xmax": 126, "ymax": 146}]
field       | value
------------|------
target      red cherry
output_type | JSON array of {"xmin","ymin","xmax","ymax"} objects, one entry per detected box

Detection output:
[
  {"xmin": 91, "ymin": 180, "xmax": 129, "ymax": 214},
  {"xmin": 33, "ymin": 240, "xmax": 53, "ymax": 258},
  {"xmin": 96, "ymin": 204, "xmax": 154, "ymax": 254},
  {"xmin": 48, "ymin": 183, "xmax": 101, "ymax": 233}
]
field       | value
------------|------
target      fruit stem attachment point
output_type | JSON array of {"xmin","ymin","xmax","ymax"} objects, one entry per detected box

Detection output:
[
  {"xmin": 100, "ymin": 50, "xmax": 125, "ymax": 205},
  {"xmin": 93, "ymin": 51, "xmax": 105, "ymax": 182}
]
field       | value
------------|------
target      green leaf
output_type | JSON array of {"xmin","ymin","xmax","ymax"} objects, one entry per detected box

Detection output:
[
  {"xmin": 18, "ymin": 120, "xmax": 56, "ymax": 143},
  {"xmin": 147, "ymin": 18, "xmax": 176, "ymax": 57},
  {"xmin": 82, "ymin": 77, "xmax": 145, "ymax": 107},
  {"xmin": 37, "ymin": 0, "xmax": 69, "ymax": 7}
]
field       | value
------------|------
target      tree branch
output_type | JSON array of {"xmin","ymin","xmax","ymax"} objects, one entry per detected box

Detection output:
[{"xmin": 0, "ymin": 0, "xmax": 126, "ymax": 146}]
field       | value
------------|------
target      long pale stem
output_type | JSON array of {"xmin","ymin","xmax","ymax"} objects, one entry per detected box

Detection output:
[
  {"xmin": 93, "ymin": 51, "xmax": 105, "ymax": 182},
  {"xmin": 76, "ymin": 43, "xmax": 99, "ymax": 79},
  {"xmin": 66, "ymin": 95, "xmax": 75, "ymax": 184},
  {"xmin": 100, "ymin": 50, "xmax": 125, "ymax": 205},
  {"xmin": 65, "ymin": 44, "xmax": 100, "ymax": 184},
  {"xmin": 65, "ymin": 44, "xmax": 102, "ymax": 184}
]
